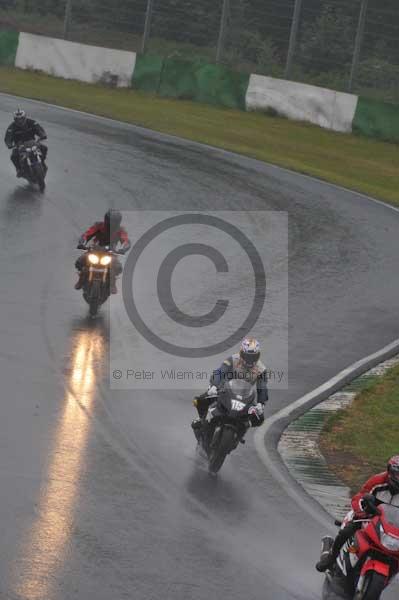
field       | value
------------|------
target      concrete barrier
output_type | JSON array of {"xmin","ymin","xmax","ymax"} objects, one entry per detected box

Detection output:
[
  {"xmin": 8, "ymin": 30, "xmax": 399, "ymax": 142},
  {"xmin": 246, "ymin": 74, "xmax": 359, "ymax": 133},
  {"xmin": 15, "ymin": 33, "xmax": 136, "ymax": 88}
]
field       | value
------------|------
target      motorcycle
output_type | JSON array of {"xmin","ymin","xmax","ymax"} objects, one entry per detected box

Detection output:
[
  {"xmin": 320, "ymin": 503, "xmax": 399, "ymax": 600},
  {"xmin": 16, "ymin": 140, "xmax": 47, "ymax": 192},
  {"xmin": 193, "ymin": 379, "xmax": 263, "ymax": 474},
  {"xmin": 79, "ymin": 245, "xmax": 124, "ymax": 317}
]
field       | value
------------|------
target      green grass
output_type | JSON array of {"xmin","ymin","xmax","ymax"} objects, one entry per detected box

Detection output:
[
  {"xmin": 0, "ymin": 66, "xmax": 399, "ymax": 206},
  {"xmin": 320, "ymin": 364, "xmax": 399, "ymax": 493}
]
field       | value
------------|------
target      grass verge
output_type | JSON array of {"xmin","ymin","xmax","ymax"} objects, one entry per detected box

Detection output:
[
  {"xmin": 0, "ymin": 67, "xmax": 398, "ymax": 206},
  {"xmin": 320, "ymin": 364, "xmax": 399, "ymax": 494}
]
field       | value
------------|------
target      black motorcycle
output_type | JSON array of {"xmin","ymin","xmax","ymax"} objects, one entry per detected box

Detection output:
[
  {"xmin": 79, "ymin": 245, "xmax": 123, "ymax": 317},
  {"xmin": 16, "ymin": 140, "xmax": 47, "ymax": 192},
  {"xmin": 194, "ymin": 379, "xmax": 262, "ymax": 474}
]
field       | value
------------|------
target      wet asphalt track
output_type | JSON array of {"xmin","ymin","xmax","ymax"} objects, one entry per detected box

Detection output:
[{"xmin": 0, "ymin": 93, "xmax": 398, "ymax": 600}]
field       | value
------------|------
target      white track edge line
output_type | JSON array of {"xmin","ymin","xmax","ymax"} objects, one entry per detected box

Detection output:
[{"xmin": 254, "ymin": 338, "xmax": 399, "ymax": 531}]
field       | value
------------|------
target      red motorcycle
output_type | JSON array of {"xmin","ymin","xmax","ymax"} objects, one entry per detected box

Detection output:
[{"xmin": 321, "ymin": 503, "xmax": 399, "ymax": 599}]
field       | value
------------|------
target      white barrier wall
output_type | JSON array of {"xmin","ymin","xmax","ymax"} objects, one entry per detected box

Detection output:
[
  {"xmin": 15, "ymin": 33, "xmax": 136, "ymax": 88},
  {"xmin": 13, "ymin": 32, "xmax": 360, "ymax": 135},
  {"xmin": 246, "ymin": 74, "xmax": 359, "ymax": 133}
]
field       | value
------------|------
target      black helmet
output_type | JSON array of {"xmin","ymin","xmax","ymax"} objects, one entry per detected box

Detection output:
[
  {"xmin": 104, "ymin": 209, "xmax": 122, "ymax": 231},
  {"xmin": 14, "ymin": 108, "xmax": 27, "ymax": 127},
  {"xmin": 387, "ymin": 456, "xmax": 399, "ymax": 494}
]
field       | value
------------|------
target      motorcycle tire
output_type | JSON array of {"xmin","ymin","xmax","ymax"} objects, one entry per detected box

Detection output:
[
  {"xmin": 208, "ymin": 427, "xmax": 236, "ymax": 474},
  {"xmin": 88, "ymin": 280, "xmax": 101, "ymax": 317},
  {"xmin": 89, "ymin": 300, "xmax": 99, "ymax": 317},
  {"xmin": 34, "ymin": 163, "xmax": 45, "ymax": 192},
  {"xmin": 355, "ymin": 572, "xmax": 386, "ymax": 600},
  {"xmin": 322, "ymin": 573, "xmax": 350, "ymax": 600}
]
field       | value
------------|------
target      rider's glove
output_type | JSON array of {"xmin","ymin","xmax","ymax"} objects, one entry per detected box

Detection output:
[
  {"xmin": 77, "ymin": 243, "xmax": 86, "ymax": 250},
  {"xmin": 207, "ymin": 385, "xmax": 218, "ymax": 397},
  {"xmin": 248, "ymin": 403, "xmax": 265, "ymax": 427},
  {"xmin": 249, "ymin": 403, "xmax": 264, "ymax": 419},
  {"xmin": 361, "ymin": 493, "xmax": 379, "ymax": 515}
]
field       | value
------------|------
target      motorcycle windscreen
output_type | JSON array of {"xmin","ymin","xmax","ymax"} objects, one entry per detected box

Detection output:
[
  {"xmin": 219, "ymin": 380, "xmax": 257, "ymax": 413},
  {"xmin": 382, "ymin": 505, "xmax": 399, "ymax": 529},
  {"xmin": 227, "ymin": 379, "xmax": 256, "ymax": 401}
]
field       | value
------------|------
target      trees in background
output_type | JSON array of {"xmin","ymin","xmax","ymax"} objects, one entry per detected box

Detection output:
[{"xmin": 0, "ymin": 0, "xmax": 399, "ymax": 93}]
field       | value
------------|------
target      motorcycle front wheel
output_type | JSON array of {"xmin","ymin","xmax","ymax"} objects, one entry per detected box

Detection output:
[
  {"xmin": 33, "ymin": 163, "xmax": 45, "ymax": 192},
  {"xmin": 88, "ymin": 280, "xmax": 101, "ymax": 317},
  {"xmin": 208, "ymin": 427, "xmax": 236, "ymax": 474},
  {"xmin": 355, "ymin": 572, "xmax": 386, "ymax": 600}
]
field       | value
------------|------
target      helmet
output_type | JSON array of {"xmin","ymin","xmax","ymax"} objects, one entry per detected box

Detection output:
[
  {"xmin": 239, "ymin": 337, "xmax": 260, "ymax": 367},
  {"xmin": 104, "ymin": 209, "xmax": 122, "ymax": 231},
  {"xmin": 387, "ymin": 456, "xmax": 399, "ymax": 493},
  {"xmin": 14, "ymin": 108, "xmax": 27, "ymax": 127}
]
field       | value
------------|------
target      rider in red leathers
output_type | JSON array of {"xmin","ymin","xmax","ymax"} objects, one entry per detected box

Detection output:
[
  {"xmin": 316, "ymin": 456, "xmax": 399, "ymax": 572},
  {"xmin": 75, "ymin": 209, "xmax": 131, "ymax": 293}
]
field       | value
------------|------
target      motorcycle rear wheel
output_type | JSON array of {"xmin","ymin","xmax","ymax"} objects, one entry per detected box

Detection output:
[
  {"xmin": 355, "ymin": 572, "xmax": 386, "ymax": 600},
  {"xmin": 208, "ymin": 428, "xmax": 236, "ymax": 474}
]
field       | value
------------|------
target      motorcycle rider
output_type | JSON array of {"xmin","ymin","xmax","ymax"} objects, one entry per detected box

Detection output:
[
  {"xmin": 316, "ymin": 455, "xmax": 399, "ymax": 572},
  {"xmin": 75, "ymin": 209, "xmax": 131, "ymax": 294},
  {"xmin": 4, "ymin": 109, "xmax": 48, "ymax": 177},
  {"xmin": 192, "ymin": 337, "xmax": 268, "ymax": 434}
]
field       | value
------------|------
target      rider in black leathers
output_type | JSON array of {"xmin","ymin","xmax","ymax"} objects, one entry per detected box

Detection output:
[
  {"xmin": 192, "ymin": 337, "xmax": 268, "ymax": 434},
  {"xmin": 4, "ymin": 109, "xmax": 48, "ymax": 177}
]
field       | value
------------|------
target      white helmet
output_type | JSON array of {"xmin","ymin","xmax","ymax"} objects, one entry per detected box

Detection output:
[
  {"xmin": 240, "ymin": 337, "xmax": 260, "ymax": 367},
  {"xmin": 14, "ymin": 108, "xmax": 27, "ymax": 126}
]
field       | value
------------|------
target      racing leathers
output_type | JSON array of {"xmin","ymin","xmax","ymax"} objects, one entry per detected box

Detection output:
[
  {"xmin": 316, "ymin": 471, "xmax": 399, "ymax": 571},
  {"xmin": 75, "ymin": 222, "xmax": 131, "ymax": 292},
  {"xmin": 5, "ymin": 119, "xmax": 47, "ymax": 174},
  {"xmin": 194, "ymin": 353, "xmax": 268, "ymax": 426}
]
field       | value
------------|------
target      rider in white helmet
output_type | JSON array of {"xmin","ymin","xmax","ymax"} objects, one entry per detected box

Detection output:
[{"xmin": 192, "ymin": 337, "xmax": 268, "ymax": 432}]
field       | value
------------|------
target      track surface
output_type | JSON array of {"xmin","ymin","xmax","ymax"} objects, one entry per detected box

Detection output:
[{"xmin": 0, "ymin": 94, "xmax": 398, "ymax": 600}]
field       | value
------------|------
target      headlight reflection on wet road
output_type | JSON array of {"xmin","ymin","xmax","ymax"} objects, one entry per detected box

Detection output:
[{"xmin": 14, "ymin": 329, "xmax": 105, "ymax": 600}]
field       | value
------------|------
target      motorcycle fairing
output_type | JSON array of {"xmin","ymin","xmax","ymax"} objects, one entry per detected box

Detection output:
[{"xmin": 360, "ymin": 558, "xmax": 390, "ymax": 578}]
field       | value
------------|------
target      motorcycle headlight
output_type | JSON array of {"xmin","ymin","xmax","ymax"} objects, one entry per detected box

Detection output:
[
  {"xmin": 88, "ymin": 254, "xmax": 99, "ymax": 265},
  {"xmin": 100, "ymin": 256, "xmax": 112, "ymax": 266},
  {"xmin": 381, "ymin": 532, "xmax": 399, "ymax": 551}
]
